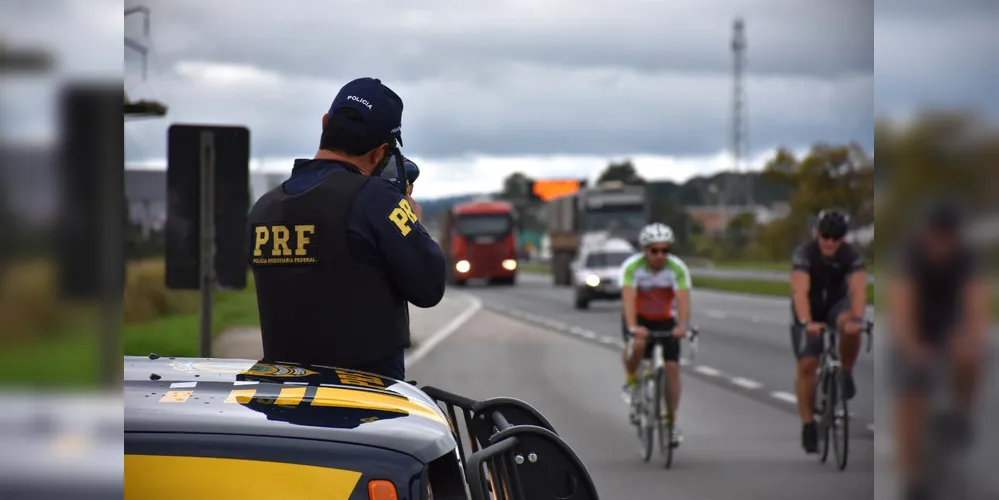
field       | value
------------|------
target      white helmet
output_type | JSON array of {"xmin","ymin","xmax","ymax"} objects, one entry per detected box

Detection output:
[{"xmin": 638, "ymin": 223, "xmax": 674, "ymax": 247}]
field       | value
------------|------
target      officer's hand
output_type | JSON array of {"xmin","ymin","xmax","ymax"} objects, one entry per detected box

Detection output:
[{"xmin": 404, "ymin": 195, "xmax": 422, "ymax": 221}]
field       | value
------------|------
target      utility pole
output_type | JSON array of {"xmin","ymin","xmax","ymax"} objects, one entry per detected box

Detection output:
[
  {"xmin": 125, "ymin": 5, "xmax": 167, "ymax": 119},
  {"xmin": 730, "ymin": 17, "xmax": 752, "ymax": 208}
]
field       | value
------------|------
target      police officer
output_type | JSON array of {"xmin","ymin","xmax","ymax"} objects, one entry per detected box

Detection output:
[{"xmin": 247, "ymin": 77, "xmax": 446, "ymax": 381}]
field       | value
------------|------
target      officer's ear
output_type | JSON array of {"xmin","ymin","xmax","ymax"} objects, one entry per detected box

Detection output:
[{"xmin": 321, "ymin": 113, "xmax": 329, "ymax": 129}]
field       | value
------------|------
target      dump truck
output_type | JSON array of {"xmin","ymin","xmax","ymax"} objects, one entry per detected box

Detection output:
[{"xmin": 545, "ymin": 181, "xmax": 649, "ymax": 286}]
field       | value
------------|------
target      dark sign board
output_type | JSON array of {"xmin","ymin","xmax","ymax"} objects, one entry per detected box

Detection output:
[{"xmin": 166, "ymin": 124, "xmax": 250, "ymax": 290}]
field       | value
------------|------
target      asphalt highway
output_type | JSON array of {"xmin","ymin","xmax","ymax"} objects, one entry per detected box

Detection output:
[
  {"xmin": 408, "ymin": 275, "xmax": 876, "ymax": 499},
  {"xmin": 466, "ymin": 272, "xmax": 877, "ymax": 438}
]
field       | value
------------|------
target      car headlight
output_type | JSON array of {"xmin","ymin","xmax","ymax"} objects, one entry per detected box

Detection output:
[
  {"xmin": 455, "ymin": 260, "xmax": 471, "ymax": 273},
  {"xmin": 584, "ymin": 274, "xmax": 600, "ymax": 287},
  {"xmin": 501, "ymin": 259, "xmax": 517, "ymax": 271}
]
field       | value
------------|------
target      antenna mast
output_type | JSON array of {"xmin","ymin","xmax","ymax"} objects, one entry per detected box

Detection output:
[{"xmin": 731, "ymin": 17, "xmax": 751, "ymax": 206}]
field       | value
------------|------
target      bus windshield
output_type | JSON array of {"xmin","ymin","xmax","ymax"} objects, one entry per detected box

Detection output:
[{"xmin": 455, "ymin": 213, "xmax": 513, "ymax": 238}]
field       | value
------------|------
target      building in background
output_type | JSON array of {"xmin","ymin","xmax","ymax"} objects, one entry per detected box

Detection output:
[{"xmin": 125, "ymin": 168, "xmax": 287, "ymax": 233}]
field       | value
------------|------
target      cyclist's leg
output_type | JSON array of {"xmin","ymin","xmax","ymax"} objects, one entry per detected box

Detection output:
[
  {"xmin": 890, "ymin": 340, "xmax": 932, "ymax": 494},
  {"xmin": 830, "ymin": 298, "xmax": 861, "ymax": 400},
  {"xmin": 658, "ymin": 319, "xmax": 681, "ymax": 416},
  {"xmin": 791, "ymin": 315, "xmax": 823, "ymax": 452},
  {"xmin": 949, "ymin": 327, "xmax": 983, "ymax": 445},
  {"xmin": 622, "ymin": 314, "xmax": 646, "ymax": 380}
]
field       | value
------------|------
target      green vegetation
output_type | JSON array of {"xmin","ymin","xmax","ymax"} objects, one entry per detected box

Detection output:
[
  {"xmin": 520, "ymin": 263, "xmax": 875, "ymax": 304},
  {"xmin": 0, "ymin": 259, "xmax": 260, "ymax": 387}
]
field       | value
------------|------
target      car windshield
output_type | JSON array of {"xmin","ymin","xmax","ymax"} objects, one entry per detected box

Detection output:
[
  {"xmin": 585, "ymin": 251, "xmax": 632, "ymax": 268},
  {"xmin": 582, "ymin": 206, "xmax": 646, "ymax": 232},
  {"xmin": 455, "ymin": 213, "xmax": 513, "ymax": 237}
]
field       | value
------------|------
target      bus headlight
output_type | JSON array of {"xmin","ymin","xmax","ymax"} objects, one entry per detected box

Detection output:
[
  {"xmin": 501, "ymin": 259, "xmax": 517, "ymax": 271},
  {"xmin": 584, "ymin": 274, "xmax": 600, "ymax": 287},
  {"xmin": 455, "ymin": 260, "xmax": 471, "ymax": 273}
]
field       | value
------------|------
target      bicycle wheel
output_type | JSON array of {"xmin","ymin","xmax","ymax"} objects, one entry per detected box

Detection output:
[
  {"xmin": 657, "ymin": 367, "xmax": 675, "ymax": 469},
  {"xmin": 816, "ymin": 368, "xmax": 831, "ymax": 464},
  {"xmin": 636, "ymin": 374, "xmax": 654, "ymax": 462},
  {"xmin": 832, "ymin": 369, "xmax": 850, "ymax": 470}
]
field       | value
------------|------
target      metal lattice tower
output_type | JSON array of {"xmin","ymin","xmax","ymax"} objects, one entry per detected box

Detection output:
[{"xmin": 731, "ymin": 17, "xmax": 751, "ymax": 206}]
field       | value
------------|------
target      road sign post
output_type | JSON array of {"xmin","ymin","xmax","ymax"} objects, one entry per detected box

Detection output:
[
  {"xmin": 198, "ymin": 131, "xmax": 216, "ymax": 358},
  {"xmin": 166, "ymin": 124, "xmax": 250, "ymax": 357}
]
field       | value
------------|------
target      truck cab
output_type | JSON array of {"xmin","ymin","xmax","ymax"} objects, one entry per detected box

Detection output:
[
  {"xmin": 570, "ymin": 235, "xmax": 636, "ymax": 309},
  {"xmin": 441, "ymin": 200, "xmax": 519, "ymax": 286}
]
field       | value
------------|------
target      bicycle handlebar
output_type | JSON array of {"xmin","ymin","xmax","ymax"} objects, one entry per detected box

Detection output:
[{"xmin": 797, "ymin": 320, "xmax": 874, "ymax": 356}]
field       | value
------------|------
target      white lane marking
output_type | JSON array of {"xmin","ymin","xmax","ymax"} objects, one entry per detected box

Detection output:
[
  {"xmin": 704, "ymin": 310, "xmax": 727, "ymax": 319},
  {"xmin": 600, "ymin": 337, "xmax": 617, "ymax": 345},
  {"xmin": 680, "ymin": 358, "xmax": 690, "ymax": 366},
  {"xmin": 694, "ymin": 365, "xmax": 722, "ymax": 377},
  {"xmin": 170, "ymin": 382, "xmax": 197, "ymax": 389},
  {"xmin": 546, "ymin": 320, "xmax": 567, "ymax": 330},
  {"xmin": 406, "ymin": 293, "xmax": 483, "ymax": 366},
  {"xmin": 569, "ymin": 326, "xmax": 587, "ymax": 336},
  {"xmin": 233, "ymin": 381, "xmax": 258, "ymax": 386},
  {"xmin": 579, "ymin": 330, "xmax": 597, "ymax": 340},
  {"xmin": 770, "ymin": 391, "xmax": 797, "ymax": 404},
  {"xmin": 730, "ymin": 377, "xmax": 763, "ymax": 390}
]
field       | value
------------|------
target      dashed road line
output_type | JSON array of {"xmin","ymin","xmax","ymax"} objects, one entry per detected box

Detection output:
[
  {"xmin": 770, "ymin": 391, "xmax": 798, "ymax": 404},
  {"xmin": 694, "ymin": 365, "xmax": 723, "ymax": 377},
  {"xmin": 485, "ymin": 302, "xmax": 876, "ymax": 436},
  {"xmin": 730, "ymin": 377, "xmax": 763, "ymax": 390}
]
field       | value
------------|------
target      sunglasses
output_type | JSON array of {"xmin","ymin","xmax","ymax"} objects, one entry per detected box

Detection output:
[
  {"xmin": 645, "ymin": 246, "xmax": 670, "ymax": 256},
  {"xmin": 818, "ymin": 233, "xmax": 845, "ymax": 242}
]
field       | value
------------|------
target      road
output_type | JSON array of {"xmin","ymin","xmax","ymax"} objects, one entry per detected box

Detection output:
[
  {"xmin": 421, "ymin": 272, "xmax": 999, "ymax": 499},
  {"xmin": 409, "ymin": 274, "xmax": 876, "ymax": 499},
  {"xmin": 467, "ymin": 273, "xmax": 877, "ymax": 436}
]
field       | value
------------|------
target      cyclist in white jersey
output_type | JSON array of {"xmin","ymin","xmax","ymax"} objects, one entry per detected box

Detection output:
[{"xmin": 620, "ymin": 223, "xmax": 693, "ymax": 447}]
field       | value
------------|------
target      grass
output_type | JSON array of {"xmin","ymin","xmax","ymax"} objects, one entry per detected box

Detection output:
[
  {"xmin": 0, "ymin": 259, "xmax": 261, "ymax": 388},
  {"xmin": 693, "ymin": 276, "xmax": 876, "ymax": 305}
]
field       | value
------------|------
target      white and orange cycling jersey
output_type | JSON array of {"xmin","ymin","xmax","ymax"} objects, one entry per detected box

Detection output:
[{"xmin": 619, "ymin": 253, "xmax": 692, "ymax": 321}]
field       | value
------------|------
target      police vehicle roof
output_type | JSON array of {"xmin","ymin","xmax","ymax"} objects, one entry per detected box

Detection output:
[{"xmin": 124, "ymin": 356, "xmax": 456, "ymax": 463}]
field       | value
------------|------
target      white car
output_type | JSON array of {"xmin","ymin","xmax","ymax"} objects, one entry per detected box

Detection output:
[{"xmin": 570, "ymin": 238, "xmax": 635, "ymax": 309}]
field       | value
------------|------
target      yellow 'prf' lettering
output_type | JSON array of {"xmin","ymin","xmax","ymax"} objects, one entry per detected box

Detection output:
[
  {"xmin": 253, "ymin": 224, "xmax": 318, "ymax": 264},
  {"xmin": 271, "ymin": 225, "xmax": 291, "ymax": 256},
  {"xmin": 253, "ymin": 226, "xmax": 269, "ymax": 256},
  {"xmin": 399, "ymin": 199, "xmax": 418, "ymax": 222},
  {"xmin": 294, "ymin": 225, "xmax": 314, "ymax": 256},
  {"xmin": 388, "ymin": 199, "xmax": 418, "ymax": 237}
]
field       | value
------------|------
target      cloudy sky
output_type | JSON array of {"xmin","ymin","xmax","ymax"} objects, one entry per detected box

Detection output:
[{"xmin": 2, "ymin": 1, "xmax": 995, "ymax": 199}]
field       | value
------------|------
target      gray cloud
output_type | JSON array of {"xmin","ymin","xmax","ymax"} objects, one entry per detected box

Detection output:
[{"xmin": 116, "ymin": 0, "xmax": 876, "ymax": 163}]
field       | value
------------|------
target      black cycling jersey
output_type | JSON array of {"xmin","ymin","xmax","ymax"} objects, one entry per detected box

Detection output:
[
  {"xmin": 896, "ymin": 241, "xmax": 977, "ymax": 344},
  {"xmin": 791, "ymin": 239, "xmax": 866, "ymax": 320}
]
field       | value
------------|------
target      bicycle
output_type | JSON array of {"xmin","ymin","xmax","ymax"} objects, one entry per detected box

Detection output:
[
  {"xmin": 627, "ymin": 326, "xmax": 700, "ymax": 469},
  {"xmin": 800, "ymin": 319, "xmax": 873, "ymax": 471}
]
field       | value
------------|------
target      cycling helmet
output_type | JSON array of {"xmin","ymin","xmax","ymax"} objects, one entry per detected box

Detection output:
[
  {"xmin": 403, "ymin": 157, "xmax": 420, "ymax": 184},
  {"xmin": 816, "ymin": 209, "xmax": 849, "ymax": 239},
  {"xmin": 638, "ymin": 223, "xmax": 674, "ymax": 247}
]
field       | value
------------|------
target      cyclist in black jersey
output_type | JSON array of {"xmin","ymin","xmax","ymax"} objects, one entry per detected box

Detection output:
[
  {"xmin": 789, "ymin": 210, "xmax": 868, "ymax": 454},
  {"xmin": 887, "ymin": 201, "xmax": 989, "ymax": 500}
]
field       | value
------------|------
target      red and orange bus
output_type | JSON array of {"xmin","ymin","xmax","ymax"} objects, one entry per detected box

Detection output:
[{"xmin": 440, "ymin": 200, "xmax": 518, "ymax": 286}]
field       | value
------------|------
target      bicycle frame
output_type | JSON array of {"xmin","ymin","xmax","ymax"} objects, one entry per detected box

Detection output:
[
  {"xmin": 804, "ymin": 319, "xmax": 873, "ymax": 470},
  {"xmin": 628, "ymin": 327, "xmax": 700, "ymax": 466}
]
